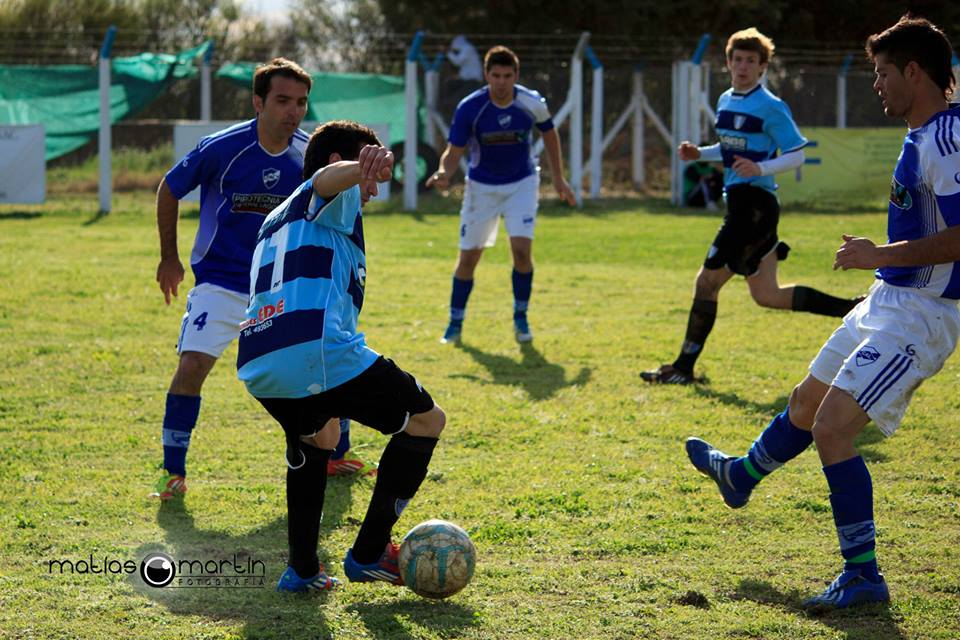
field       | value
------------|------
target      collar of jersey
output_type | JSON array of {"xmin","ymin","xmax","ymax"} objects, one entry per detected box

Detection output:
[{"xmin": 731, "ymin": 84, "xmax": 763, "ymax": 98}]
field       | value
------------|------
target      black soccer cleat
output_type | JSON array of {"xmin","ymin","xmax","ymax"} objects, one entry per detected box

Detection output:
[{"xmin": 640, "ymin": 364, "xmax": 694, "ymax": 385}]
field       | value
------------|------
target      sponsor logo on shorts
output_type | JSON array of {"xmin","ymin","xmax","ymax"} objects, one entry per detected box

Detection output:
[
  {"xmin": 523, "ymin": 216, "xmax": 534, "ymax": 225},
  {"xmin": 856, "ymin": 346, "xmax": 881, "ymax": 367},
  {"xmin": 262, "ymin": 168, "xmax": 280, "ymax": 190},
  {"xmin": 955, "ymin": 171, "xmax": 960, "ymax": 184},
  {"xmin": 706, "ymin": 245, "xmax": 719, "ymax": 259}
]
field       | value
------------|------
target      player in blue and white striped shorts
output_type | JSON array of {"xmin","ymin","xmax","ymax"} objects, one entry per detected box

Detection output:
[
  {"xmin": 684, "ymin": 16, "xmax": 960, "ymax": 610},
  {"xmin": 428, "ymin": 45, "xmax": 576, "ymax": 345}
]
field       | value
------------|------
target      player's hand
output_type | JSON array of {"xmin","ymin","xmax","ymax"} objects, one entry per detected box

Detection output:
[
  {"xmin": 426, "ymin": 170, "xmax": 450, "ymax": 191},
  {"xmin": 157, "ymin": 256, "xmax": 185, "ymax": 305},
  {"xmin": 554, "ymin": 178, "xmax": 577, "ymax": 206},
  {"xmin": 358, "ymin": 145, "xmax": 393, "ymax": 183},
  {"xmin": 678, "ymin": 142, "xmax": 701, "ymax": 161},
  {"xmin": 732, "ymin": 155, "xmax": 761, "ymax": 177},
  {"xmin": 833, "ymin": 234, "xmax": 883, "ymax": 271}
]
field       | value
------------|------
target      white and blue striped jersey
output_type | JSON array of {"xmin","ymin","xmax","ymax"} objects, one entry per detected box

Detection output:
[
  {"xmin": 448, "ymin": 84, "xmax": 555, "ymax": 185},
  {"xmin": 879, "ymin": 104, "xmax": 960, "ymax": 299},
  {"xmin": 714, "ymin": 84, "xmax": 807, "ymax": 193},
  {"xmin": 165, "ymin": 119, "xmax": 309, "ymax": 294},
  {"xmin": 236, "ymin": 181, "xmax": 378, "ymax": 398}
]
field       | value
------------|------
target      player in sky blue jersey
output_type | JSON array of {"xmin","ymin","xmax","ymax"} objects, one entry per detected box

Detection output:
[
  {"xmin": 151, "ymin": 59, "xmax": 367, "ymax": 501},
  {"xmin": 685, "ymin": 16, "xmax": 960, "ymax": 609},
  {"xmin": 238, "ymin": 121, "xmax": 447, "ymax": 593},
  {"xmin": 643, "ymin": 29, "xmax": 863, "ymax": 385},
  {"xmin": 428, "ymin": 45, "xmax": 576, "ymax": 345}
]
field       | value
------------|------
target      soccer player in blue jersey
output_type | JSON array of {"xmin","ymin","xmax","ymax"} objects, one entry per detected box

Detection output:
[
  {"xmin": 152, "ymin": 59, "xmax": 367, "ymax": 501},
  {"xmin": 237, "ymin": 120, "xmax": 446, "ymax": 593},
  {"xmin": 427, "ymin": 45, "xmax": 576, "ymax": 345},
  {"xmin": 685, "ymin": 16, "xmax": 959, "ymax": 609},
  {"xmin": 643, "ymin": 29, "xmax": 862, "ymax": 384}
]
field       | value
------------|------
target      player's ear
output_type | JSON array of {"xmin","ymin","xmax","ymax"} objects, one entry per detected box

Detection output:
[
  {"xmin": 253, "ymin": 94, "xmax": 264, "ymax": 115},
  {"xmin": 328, "ymin": 152, "xmax": 342, "ymax": 164}
]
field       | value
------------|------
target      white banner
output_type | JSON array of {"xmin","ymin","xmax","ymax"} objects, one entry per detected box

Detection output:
[
  {"xmin": 0, "ymin": 125, "xmax": 45, "ymax": 204},
  {"xmin": 172, "ymin": 121, "xmax": 390, "ymax": 203}
]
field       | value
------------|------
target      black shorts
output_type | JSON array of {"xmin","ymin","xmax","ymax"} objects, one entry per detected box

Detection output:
[
  {"xmin": 256, "ymin": 356, "xmax": 435, "ymax": 440},
  {"xmin": 703, "ymin": 184, "xmax": 780, "ymax": 276}
]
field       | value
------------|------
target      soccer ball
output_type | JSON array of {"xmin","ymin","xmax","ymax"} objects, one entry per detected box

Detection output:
[{"xmin": 398, "ymin": 519, "xmax": 476, "ymax": 599}]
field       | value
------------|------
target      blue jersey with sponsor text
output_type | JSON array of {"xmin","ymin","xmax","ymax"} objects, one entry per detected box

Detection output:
[
  {"xmin": 714, "ymin": 84, "xmax": 807, "ymax": 193},
  {"xmin": 164, "ymin": 119, "xmax": 309, "ymax": 294},
  {"xmin": 448, "ymin": 84, "xmax": 555, "ymax": 185},
  {"xmin": 236, "ymin": 182, "xmax": 378, "ymax": 398},
  {"xmin": 878, "ymin": 104, "xmax": 960, "ymax": 300}
]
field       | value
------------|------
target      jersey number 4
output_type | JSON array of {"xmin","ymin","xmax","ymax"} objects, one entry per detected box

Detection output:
[{"xmin": 193, "ymin": 311, "xmax": 208, "ymax": 331}]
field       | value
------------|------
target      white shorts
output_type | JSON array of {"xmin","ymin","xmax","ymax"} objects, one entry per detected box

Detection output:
[
  {"xmin": 176, "ymin": 283, "xmax": 248, "ymax": 358},
  {"xmin": 459, "ymin": 173, "xmax": 540, "ymax": 249},
  {"xmin": 809, "ymin": 281, "xmax": 960, "ymax": 436}
]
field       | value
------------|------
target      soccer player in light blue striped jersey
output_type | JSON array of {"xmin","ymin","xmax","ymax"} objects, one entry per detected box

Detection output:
[
  {"xmin": 428, "ymin": 45, "xmax": 576, "ymax": 345},
  {"xmin": 643, "ymin": 28, "xmax": 862, "ymax": 385},
  {"xmin": 238, "ymin": 121, "xmax": 446, "ymax": 593},
  {"xmin": 685, "ymin": 16, "xmax": 960, "ymax": 609}
]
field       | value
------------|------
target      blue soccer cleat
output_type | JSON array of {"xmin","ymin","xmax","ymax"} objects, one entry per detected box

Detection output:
[
  {"xmin": 440, "ymin": 322, "xmax": 462, "ymax": 345},
  {"xmin": 343, "ymin": 542, "xmax": 403, "ymax": 585},
  {"xmin": 803, "ymin": 568, "xmax": 890, "ymax": 610},
  {"xmin": 685, "ymin": 437, "xmax": 752, "ymax": 509},
  {"xmin": 514, "ymin": 317, "xmax": 533, "ymax": 343},
  {"xmin": 276, "ymin": 565, "xmax": 340, "ymax": 593}
]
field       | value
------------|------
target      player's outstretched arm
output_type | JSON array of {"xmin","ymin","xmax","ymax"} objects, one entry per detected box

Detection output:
[
  {"xmin": 156, "ymin": 178, "xmax": 184, "ymax": 305},
  {"xmin": 678, "ymin": 142, "xmax": 702, "ymax": 161},
  {"xmin": 312, "ymin": 145, "xmax": 393, "ymax": 200},
  {"xmin": 426, "ymin": 144, "xmax": 465, "ymax": 191},
  {"xmin": 541, "ymin": 128, "xmax": 576, "ymax": 205},
  {"xmin": 834, "ymin": 229, "xmax": 960, "ymax": 270}
]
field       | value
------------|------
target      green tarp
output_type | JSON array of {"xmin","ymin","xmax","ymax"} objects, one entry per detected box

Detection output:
[
  {"xmin": 216, "ymin": 63, "xmax": 410, "ymax": 144},
  {"xmin": 777, "ymin": 126, "xmax": 906, "ymax": 207},
  {"xmin": 0, "ymin": 42, "xmax": 210, "ymax": 161}
]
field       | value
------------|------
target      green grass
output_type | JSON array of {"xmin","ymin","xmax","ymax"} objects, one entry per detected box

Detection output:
[{"xmin": 1, "ymin": 188, "xmax": 959, "ymax": 640}]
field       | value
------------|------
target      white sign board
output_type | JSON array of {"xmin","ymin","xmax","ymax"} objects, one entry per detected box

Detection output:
[
  {"xmin": 172, "ymin": 121, "xmax": 390, "ymax": 203},
  {"xmin": 0, "ymin": 125, "xmax": 45, "ymax": 204}
]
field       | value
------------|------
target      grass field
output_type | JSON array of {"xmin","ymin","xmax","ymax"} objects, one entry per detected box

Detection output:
[{"xmin": 1, "ymin": 186, "xmax": 959, "ymax": 640}]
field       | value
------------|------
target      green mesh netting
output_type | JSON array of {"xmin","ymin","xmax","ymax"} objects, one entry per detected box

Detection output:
[{"xmin": 0, "ymin": 41, "xmax": 210, "ymax": 161}]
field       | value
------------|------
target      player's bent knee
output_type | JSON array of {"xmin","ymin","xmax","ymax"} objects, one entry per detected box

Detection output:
[
  {"xmin": 302, "ymin": 418, "xmax": 340, "ymax": 450},
  {"xmin": 171, "ymin": 352, "xmax": 216, "ymax": 394},
  {"xmin": 405, "ymin": 405, "xmax": 445, "ymax": 438}
]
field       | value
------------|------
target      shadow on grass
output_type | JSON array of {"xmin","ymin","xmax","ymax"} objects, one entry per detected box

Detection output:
[
  {"xmin": 733, "ymin": 578, "xmax": 905, "ymax": 640},
  {"xmin": 453, "ymin": 341, "xmax": 592, "ymax": 401},
  {"xmin": 82, "ymin": 210, "xmax": 109, "ymax": 226},
  {"xmin": 692, "ymin": 386, "xmax": 791, "ymax": 417},
  {"xmin": 855, "ymin": 426, "xmax": 890, "ymax": 463},
  {"xmin": 348, "ymin": 600, "xmax": 478, "ymax": 640},
  {"xmin": 129, "ymin": 471, "xmax": 366, "ymax": 639},
  {"xmin": 0, "ymin": 210, "xmax": 42, "ymax": 220}
]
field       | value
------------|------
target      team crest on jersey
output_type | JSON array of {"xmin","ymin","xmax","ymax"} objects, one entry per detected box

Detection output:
[
  {"xmin": 262, "ymin": 168, "xmax": 281, "ymax": 189},
  {"xmin": 889, "ymin": 177, "xmax": 912, "ymax": 210},
  {"xmin": 855, "ymin": 346, "xmax": 881, "ymax": 367},
  {"xmin": 498, "ymin": 114, "xmax": 512, "ymax": 128},
  {"xmin": 733, "ymin": 115, "xmax": 747, "ymax": 130}
]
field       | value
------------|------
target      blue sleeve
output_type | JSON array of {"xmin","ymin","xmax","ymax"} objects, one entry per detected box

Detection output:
[
  {"xmin": 763, "ymin": 100, "xmax": 807, "ymax": 153},
  {"xmin": 536, "ymin": 118, "xmax": 555, "ymax": 132},
  {"xmin": 164, "ymin": 139, "xmax": 220, "ymax": 199},
  {"xmin": 448, "ymin": 101, "xmax": 473, "ymax": 147},
  {"xmin": 306, "ymin": 185, "xmax": 361, "ymax": 233}
]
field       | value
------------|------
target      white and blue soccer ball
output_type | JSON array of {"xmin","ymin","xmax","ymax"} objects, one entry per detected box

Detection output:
[{"xmin": 398, "ymin": 519, "xmax": 476, "ymax": 599}]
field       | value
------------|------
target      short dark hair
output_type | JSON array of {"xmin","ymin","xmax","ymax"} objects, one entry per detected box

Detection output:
[
  {"xmin": 725, "ymin": 28, "xmax": 775, "ymax": 65},
  {"xmin": 484, "ymin": 45, "xmax": 519, "ymax": 73},
  {"xmin": 252, "ymin": 57, "xmax": 312, "ymax": 101},
  {"xmin": 866, "ymin": 15, "xmax": 956, "ymax": 98},
  {"xmin": 303, "ymin": 120, "xmax": 382, "ymax": 178}
]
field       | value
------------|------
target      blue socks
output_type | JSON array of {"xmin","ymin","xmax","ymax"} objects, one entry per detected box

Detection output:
[
  {"xmin": 161, "ymin": 393, "xmax": 201, "ymax": 477},
  {"xmin": 331, "ymin": 419, "xmax": 351, "ymax": 461},
  {"xmin": 512, "ymin": 268, "xmax": 533, "ymax": 320},
  {"xmin": 728, "ymin": 409, "xmax": 813, "ymax": 492},
  {"xmin": 449, "ymin": 277, "xmax": 474, "ymax": 327},
  {"xmin": 824, "ymin": 456, "xmax": 880, "ymax": 581}
]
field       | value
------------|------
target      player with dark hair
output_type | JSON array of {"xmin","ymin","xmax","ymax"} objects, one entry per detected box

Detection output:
[
  {"xmin": 237, "ymin": 120, "xmax": 446, "ymax": 592},
  {"xmin": 685, "ymin": 16, "xmax": 959, "ymax": 609},
  {"xmin": 642, "ymin": 28, "xmax": 863, "ymax": 385},
  {"xmin": 428, "ymin": 45, "xmax": 576, "ymax": 345},
  {"xmin": 152, "ymin": 58, "xmax": 368, "ymax": 501}
]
